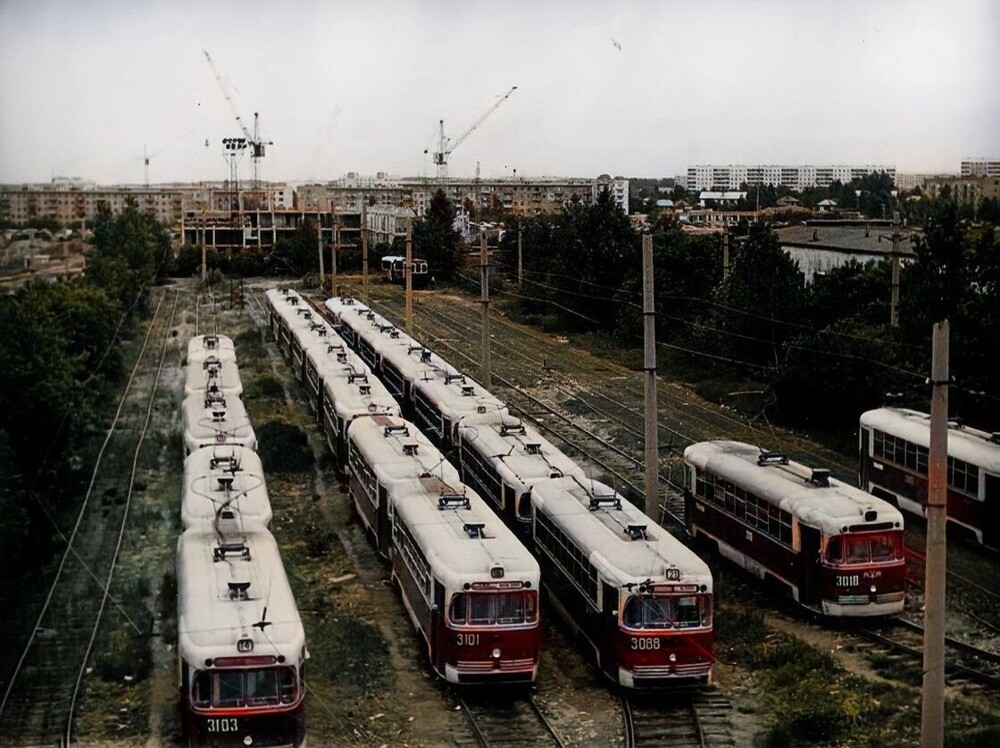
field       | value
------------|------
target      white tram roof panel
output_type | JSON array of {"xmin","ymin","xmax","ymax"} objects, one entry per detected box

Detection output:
[
  {"xmin": 389, "ymin": 475, "xmax": 540, "ymax": 590},
  {"xmin": 177, "ymin": 524, "xmax": 306, "ymax": 667},
  {"xmin": 183, "ymin": 392, "xmax": 257, "ymax": 453},
  {"xmin": 861, "ymin": 407, "xmax": 1000, "ymax": 472},
  {"xmin": 290, "ymin": 315, "xmax": 337, "ymax": 351},
  {"xmin": 185, "ymin": 356, "xmax": 243, "ymax": 398},
  {"xmin": 312, "ymin": 344, "xmax": 399, "ymax": 420},
  {"xmin": 182, "ymin": 445, "xmax": 272, "ymax": 529},
  {"xmin": 348, "ymin": 415, "xmax": 462, "ymax": 487},
  {"xmin": 187, "ymin": 334, "xmax": 237, "ymax": 364},
  {"xmin": 684, "ymin": 441, "xmax": 904, "ymax": 536},
  {"xmin": 324, "ymin": 295, "xmax": 370, "ymax": 323},
  {"xmin": 457, "ymin": 413, "xmax": 585, "ymax": 491},
  {"xmin": 412, "ymin": 370, "xmax": 509, "ymax": 424},
  {"xmin": 531, "ymin": 476, "xmax": 712, "ymax": 591}
]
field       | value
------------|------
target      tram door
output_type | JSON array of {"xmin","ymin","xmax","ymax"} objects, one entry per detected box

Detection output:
[
  {"xmin": 858, "ymin": 429, "xmax": 870, "ymax": 488},
  {"xmin": 799, "ymin": 525, "xmax": 822, "ymax": 606},
  {"xmin": 600, "ymin": 582, "xmax": 619, "ymax": 672},
  {"xmin": 985, "ymin": 474, "xmax": 999, "ymax": 549}
]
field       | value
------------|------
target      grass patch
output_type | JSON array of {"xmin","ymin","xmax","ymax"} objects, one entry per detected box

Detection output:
[
  {"xmin": 256, "ymin": 421, "xmax": 314, "ymax": 473},
  {"xmin": 324, "ymin": 616, "xmax": 392, "ymax": 695},
  {"xmin": 243, "ymin": 374, "xmax": 285, "ymax": 401},
  {"xmin": 234, "ymin": 328, "xmax": 265, "ymax": 362}
]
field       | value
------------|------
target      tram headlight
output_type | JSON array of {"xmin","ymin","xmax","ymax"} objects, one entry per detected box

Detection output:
[
  {"xmin": 491, "ymin": 648, "xmax": 501, "ymax": 659},
  {"xmin": 870, "ymin": 585, "xmax": 877, "ymax": 594},
  {"xmin": 669, "ymin": 653, "xmax": 677, "ymax": 663},
  {"xmin": 244, "ymin": 737, "xmax": 253, "ymax": 746}
]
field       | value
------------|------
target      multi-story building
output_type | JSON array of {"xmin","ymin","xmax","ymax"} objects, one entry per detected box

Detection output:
[
  {"xmin": 686, "ymin": 164, "xmax": 896, "ymax": 192},
  {"xmin": 920, "ymin": 175, "xmax": 999, "ymax": 204},
  {"xmin": 961, "ymin": 159, "xmax": 1000, "ymax": 178}
]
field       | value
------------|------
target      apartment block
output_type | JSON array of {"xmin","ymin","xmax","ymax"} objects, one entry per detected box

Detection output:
[{"xmin": 686, "ymin": 164, "xmax": 896, "ymax": 192}]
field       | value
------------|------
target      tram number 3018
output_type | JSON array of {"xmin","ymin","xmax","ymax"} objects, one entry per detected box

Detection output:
[
  {"xmin": 207, "ymin": 718, "xmax": 239, "ymax": 733},
  {"xmin": 456, "ymin": 633, "xmax": 480, "ymax": 646},
  {"xmin": 630, "ymin": 637, "xmax": 661, "ymax": 651},
  {"xmin": 836, "ymin": 575, "xmax": 861, "ymax": 587}
]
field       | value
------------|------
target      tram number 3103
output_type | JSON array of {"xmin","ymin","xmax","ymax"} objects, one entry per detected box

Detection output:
[
  {"xmin": 630, "ymin": 637, "xmax": 661, "ymax": 651},
  {"xmin": 207, "ymin": 718, "xmax": 239, "ymax": 733}
]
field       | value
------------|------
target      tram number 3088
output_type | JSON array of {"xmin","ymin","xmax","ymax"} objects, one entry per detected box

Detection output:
[
  {"xmin": 207, "ymin": 718, "xmax": 238, "ymax": 733},
  {"xmin": 630, "ymin": 637, "xmax": 661, "ymax": 651}
]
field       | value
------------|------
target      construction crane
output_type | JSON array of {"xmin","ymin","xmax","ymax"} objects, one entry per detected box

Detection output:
[
  {"xmin": 203, "ymin": 50, "xmax": 273, "ymax": 208},
  {"xmin": 427, "ymin": 86, "xmax": 517, "ymax": 178},
  {"xmin": 135, "ymin": 129, "xmax": 193, "ymax": 186}
]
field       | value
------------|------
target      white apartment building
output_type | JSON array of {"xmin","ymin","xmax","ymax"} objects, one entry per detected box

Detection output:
[
  {"xmin": 686, "ymin": 164, "xmax": 896, "ymax": 192},
  {"xmin": 961, "ymin": 159, "xmax": 1000, "ymax": 178}
]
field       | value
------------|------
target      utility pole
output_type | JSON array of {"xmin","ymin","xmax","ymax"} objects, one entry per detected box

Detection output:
[
  {"xmin": 642, "ymin": 234, "xmax": 657, "ymax": 517},
  {"xmin": 200, "ymin": 226, "xmax": 207, "ymax": 283},
  {"xmin": 331, "ymin": 206, "xmax": 339, "ymax": 296},
  {"xmin": 480, "ymin": 229, "xmax": 492, "ymax": 388},
  {"xmin": 361, "ymin": 202, "xmax": 369, "ymax": 302},
  {"xmin": 921, "ymin": 320, "xmax": 949, "ymax": 748},
  {"xmin": 405, "ymin": 218, "xmax": 413, "ymax": 335},
  {"xmin": 316, "ymin": 212, "xmax": 325, "ymax": 293},
  {"xmin": 517, "ymin": 218, "xmax": 523, "ymax": 289},
  {"xmin": 722, "ymin": 229, "xmax": 730, "ymax": 281},
  {"xmin": 878, "ymin": 219, "xmax": 911, "ymax": 328}
]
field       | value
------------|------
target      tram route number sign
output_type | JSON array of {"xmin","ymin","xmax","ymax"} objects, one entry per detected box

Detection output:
[{"xmin": 207, "ymin": 717, "xmax": 239, "ymax": 733}]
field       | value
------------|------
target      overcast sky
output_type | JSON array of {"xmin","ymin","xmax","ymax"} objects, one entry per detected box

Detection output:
[{"xmin": 1, "ymin": 0, "xmax": 997, "ymax": 185}]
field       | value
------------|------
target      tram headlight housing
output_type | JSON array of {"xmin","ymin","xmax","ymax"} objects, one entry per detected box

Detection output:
[
  {"xmin": 669, "ymin": 653, "xmax": 677, "ymax": 663},
  {"xmin": 491, "ymin": 648, "xmax": 501, "ymax": 659},
  {"xmin": 870, "ymin": 585, "xmax": 877, "ymax": 594}
]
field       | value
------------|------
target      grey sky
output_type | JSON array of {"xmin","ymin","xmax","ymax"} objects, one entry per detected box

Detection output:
[{"xmin": 1, "ymin": 0, "xmax": 997, "ymax": 185}]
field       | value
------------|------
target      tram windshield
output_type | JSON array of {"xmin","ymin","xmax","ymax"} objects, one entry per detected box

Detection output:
[
  {"xmin": 622, "ymin": 594, "xmax": 711, "ymax": 630},
  {"xmin": 192, "ymin": 666, "xmax": 298, "ymax": 709},
  {"xmin": 449, "ymin": 591, "xmax": 538, "ymax": 626},
  {"xmin": 826, "ymin": 532, "xmax": 903, "ymax": 565}
]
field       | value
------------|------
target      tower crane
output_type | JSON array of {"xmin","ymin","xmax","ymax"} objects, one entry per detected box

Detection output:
[
  {"xmin": 426, "ymin": 86, "xmax": 517, "ymax": 178},
  {"xmin": 135, "ymin": 129, "xmax": 194, "ymax": 187},
  {"xmin": 203, "ymin": 50, "xmax": 273, "ymax": 208}
]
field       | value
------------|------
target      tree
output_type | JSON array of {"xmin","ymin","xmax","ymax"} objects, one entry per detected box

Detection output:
[
  {"xmin": 86, "ymin": 201, "xmax": 169, "ymax": 310},
  {"xmin": 271, "ymin": 218, "xmax": 318, "ymax": 276},
  {"xmin": 412, "ymin": 189, "xmax": 465, "ymax": 280}
]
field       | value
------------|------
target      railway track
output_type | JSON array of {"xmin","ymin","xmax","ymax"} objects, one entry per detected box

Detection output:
[
  {"xmin": 852, "ymin": 618, "xmax": 1000, "ymax": 691},
  {"xmin": 455, "ymin": 691, "xmax": 568, "ymax": 748},
  {"xmin": 0, "ymin": 288, "xmax": 179, "ymax": 746},
  {"xmin": 621, "ymin": 691, "xmax": 733, "ymax": 748}
]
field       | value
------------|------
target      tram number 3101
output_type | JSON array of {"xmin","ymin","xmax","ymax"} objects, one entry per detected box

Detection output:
[
  {"xmin": 207, "ymin": 718, "xmax": 239, "ymax": 733},
  {"xmin": 630, "ymin": 637, "xmax": 661, "ymax": 651},
  {"xmin": 456, "ymin": 633, "xmax": 480, "ymax": 646}
]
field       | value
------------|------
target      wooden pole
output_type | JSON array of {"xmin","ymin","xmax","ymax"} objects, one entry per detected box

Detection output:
[
  {"xmin": 201, "ymin": 227, "xmax": 206, "ymax": 283},
  {"xmin": 890, "ymin": 232, "xmax": 901, "ymax": 328},
  {"xmin": 405, "ymin": 218, "xmax": 413, "ymax": 335},
  {"xmin": 921, "ymin": 319, "xmax": 948, "ymax": 748},
  {"xmin": 722, "ymin": 229, "xmax": 730, "ymax": 281},
  {"xmin": 642, "ymin": 234, "xmax": 657, "ymax": 516},
  {"xmin": 331, "ymin": 209, "xmax": 339, "ymax": 297},
  {"xmin": 316, "ymin": 211, "xmax": 325, "ymax": 292},
  {"xmin": 517, "ymin": 219, "xmax": 523, "ymax": 290},
  {"xmin": 480, "ymin": 229, "xmax": 491, "ymax": 388},
  {"xmin": 361, "ymin": 202, "xmax": 369, "ymax": 302}
]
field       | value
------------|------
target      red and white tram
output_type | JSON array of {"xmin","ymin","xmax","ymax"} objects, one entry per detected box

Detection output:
[
  {"xmin": 456, "ymin": 411, "xmax": 584, "ymax": 527},
  {"xmin": 684, "ymin": 441, "xmax": 906, "ymax": 617},
  {"xmin": 531, "ymin": 475, "xmax": 713, "ymax": 688},
  {"xmin": 859, "ymin": 408, "xmax": 1000, "ymax": 549},
  {"xmin": 346, "ymin": 414, "xmax": 542, "ymax": 684},
  {"xmin": 380, "ymin": 254, "xmax": 429, "ymax": 285},
  {"xmin": 182, "ymin": 392, "xmax": 257, "ymax": 455},
  {"xmin": 177, "ymin": 524, "xmax": 307, "ymax": 747},
  {"xmin": 182, "ymin": 445, "xmax": 272, "ymax": 530}
]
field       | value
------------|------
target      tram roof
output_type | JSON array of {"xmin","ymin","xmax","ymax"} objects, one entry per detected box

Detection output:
[
  {"xmin": 324, "ymin": 295, "xmax": 369, "ymax": 322},
  {"xmin": 531, "ymin": 476, "xmax": 712, "ymax": 591},
  {"xmin": 861, "ymin": 408, "xmax": 1000, "ymax": 471},
  {"xmin": 177, "ymin": 525, "xmax": 306, "ymax": 667},
  {"xmin": 389, "ymin": 474, "xmax": 540, "ymax": 589},
  {"xmin": 683, "ymin": 441, "xmax": 904, "ymax": 535},
  {"xmin": 182, "ymin": 392, "xmax": 257, "ymax": 452},
  {"xmin": 185, "ymin": 356, "xmax": 243, "ymax": 397},
  {"xmin": 457, "ymin": 413, "xmax": 585, "ymax": 492},
  {"xmin": 182, "ymin": 445, "xmax": 272, "ymax": 529},
  {"xmin": 347, "ymin": 415, "xmax": 462, "ymax": 486},
  {"xmin": 412, "ymin": 370, "xmax": 508, "ymax": 424},
  {"xmin": 312, "ymin": 345, "xmax": 399, "ymax": 420},
  {"xmin": 187, "ymin": 334, "xmax": 237, "ymax": 364}
]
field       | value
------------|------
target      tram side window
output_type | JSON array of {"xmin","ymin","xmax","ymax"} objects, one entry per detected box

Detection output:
[{"xmin": 948, "ymin": 457, "xmax": 978, "ymax": 495}]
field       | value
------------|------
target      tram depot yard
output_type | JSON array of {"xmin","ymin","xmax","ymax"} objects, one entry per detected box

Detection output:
[{"xmin": 3, "ymin": 275, "xmax": 1000, "ymax": 747}]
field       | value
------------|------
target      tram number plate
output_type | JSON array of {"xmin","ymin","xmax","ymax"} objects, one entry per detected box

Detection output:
[
  {"xmin": 630, "ymin": 637, "xmax": 661, "ymax": 651},
  {"xmin": 456, "ymin": 633, "xmax": 480, "ymax": 646},
  {"xmin": 836, "ymin": 575, "xmax": 860, "ymax": 587},
  {"xmin": 206, "ymin": 718, "xmax": 238, "ymax": 733}
]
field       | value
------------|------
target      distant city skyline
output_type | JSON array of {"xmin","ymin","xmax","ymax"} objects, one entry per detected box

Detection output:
[{"xmin": 1, "ymin": 0, "xmax": 997, "ymax": 185}]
